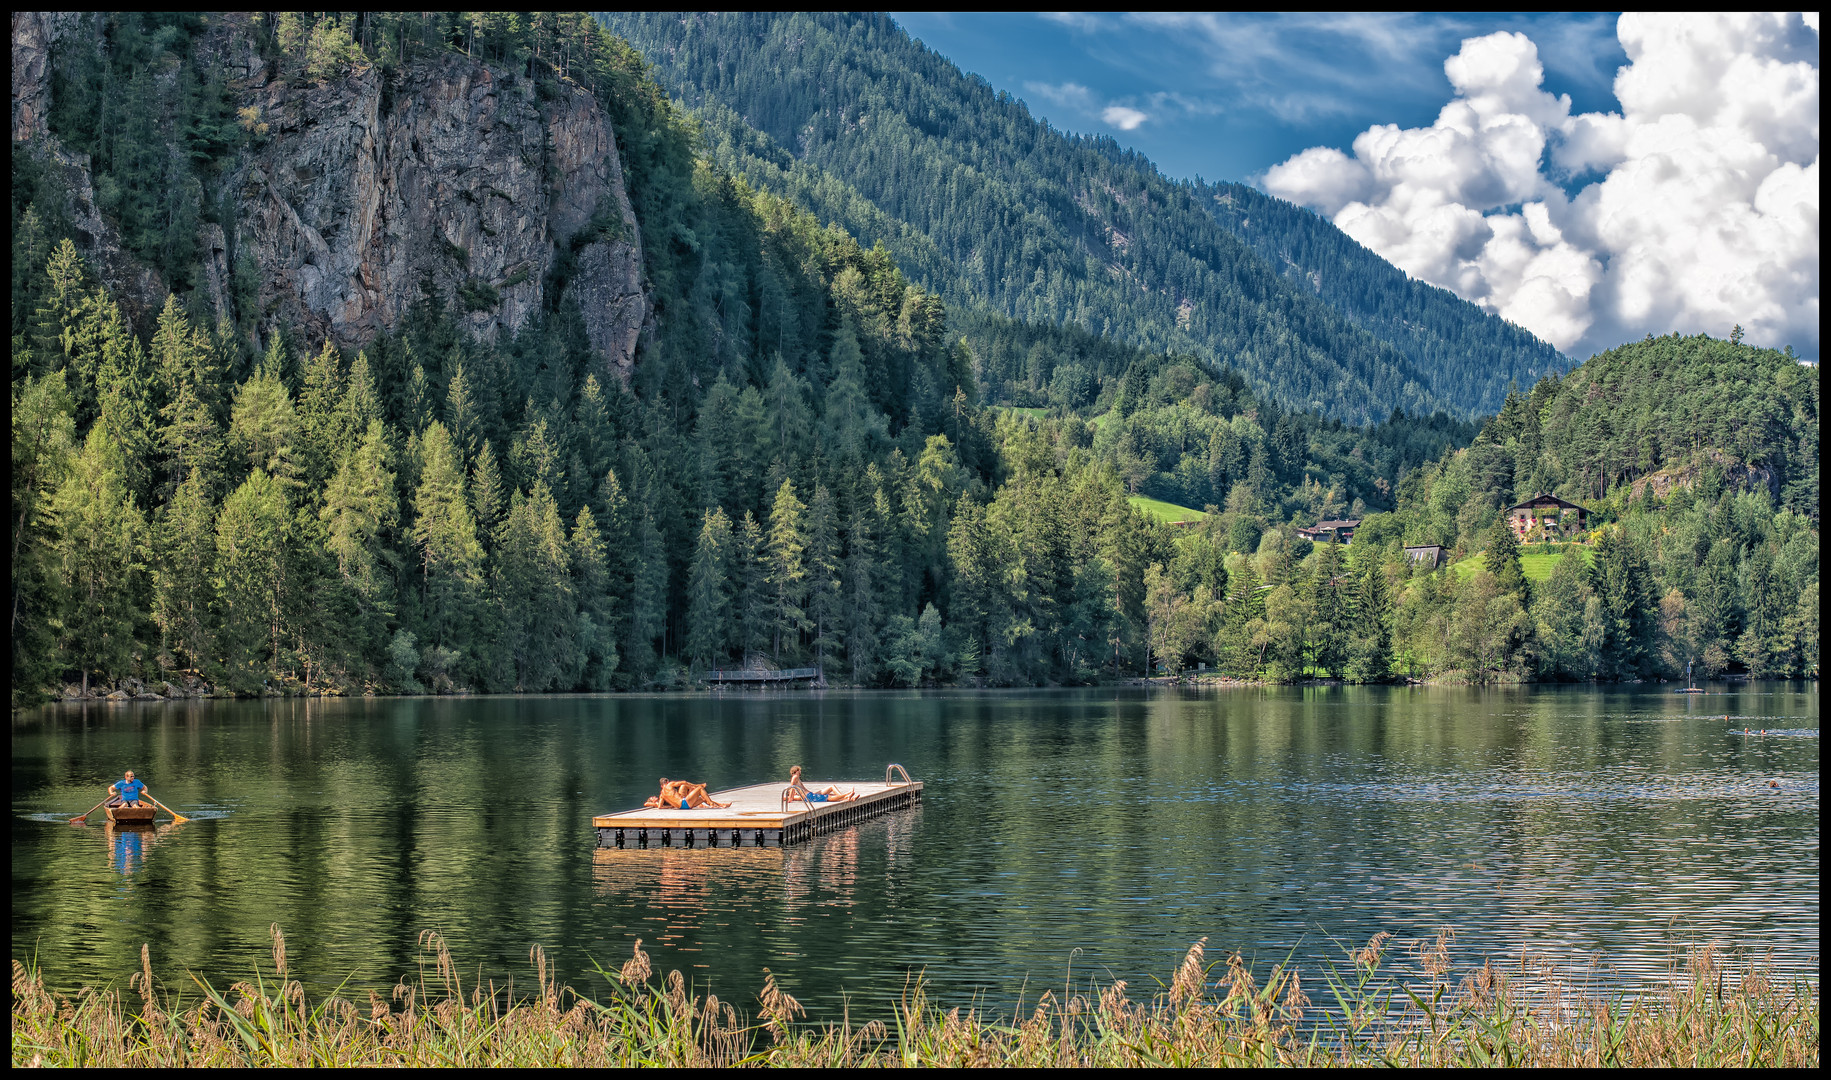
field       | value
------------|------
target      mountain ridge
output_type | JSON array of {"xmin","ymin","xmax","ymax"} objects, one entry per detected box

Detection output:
[{"xmin": 598, "ymin": 11, "xmax": 1569, "ymax": 423}]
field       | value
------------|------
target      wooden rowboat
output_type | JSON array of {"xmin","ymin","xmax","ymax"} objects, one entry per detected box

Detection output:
[{"xmin": 105, "ymin": 804, "xmax": 157, "ymax": 824}]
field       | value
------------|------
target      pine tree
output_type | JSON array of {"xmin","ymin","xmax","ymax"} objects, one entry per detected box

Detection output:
[
  {"xmin": 624, "ymin": 508, "xmax": 668, "ymax": 681},
  {"xmin": 410, "ymin": 422, "xmax": 484, "ymax": 664},
  {"xmin": 805, "ymin": 484, "xmax": 842, "ymax": 676},
  {"xmin": 1347, "ymin": 560, "xmax": 1392, "ymax": 681},
  {"xmin": 571, "ymin": 504, "xmax": 619, "ymax": 689},
  {"xmin": 214, "ymin": 468, "xmax": 292, "ymax": 693},
  {"xmin": 766, "ymin": 478, "xmax": 811, "ymax": 660},
  {"xmin": 55, "ymin": 428, "xmax": 147, "ymax": 694},
  {"xmin": 685, "ymin": 506, "xmax": 735, "ymax": 670},
  {"xmin": 470, "ymin": 440, "xmax": 506, "ymax": 546},
  {"xmin": 1486, "ymin": 513, "xmax": 1526, "ymax": 601},
  {"xmin": 92, "ymin": 307, "xmax": 156, "ymax": 505},
  {"xmin": 150, "ymin": 469, "xmax": 216, "ymax": 673},
  {"xmin": 12, "ymin": 370, "xmax": 77, "ymax": 697},
  {"xmin": 320, "ymin": 419, "xmax": 399, "ymax": 624},
  {"xmin": 736, "ymin": 510, "xmax": 770, "ymax": 661},
  {"xmin": 842, "ymin": 499, "xmax": 881, "ymax": 683},
  {"xmin": 296, "ymin": 337, "xmax": 344, "ymax": 490},
  {"xmin": 153, "ymin": 297, "xmax": 223, "ymax": 495},
  {"xmin": 446, "ymin": 362, "xmax": 481, "ymax": 466}
]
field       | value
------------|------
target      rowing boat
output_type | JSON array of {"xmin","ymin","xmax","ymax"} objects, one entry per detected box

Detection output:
[{"xmin": 105, "ymin": 804, "xmax": 157, "ymax": 824}]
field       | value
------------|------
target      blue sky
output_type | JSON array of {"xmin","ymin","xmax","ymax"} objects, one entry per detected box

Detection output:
[{"xmin": 892, "ymin": 12, "xmax": 1627, "ymax": 185}]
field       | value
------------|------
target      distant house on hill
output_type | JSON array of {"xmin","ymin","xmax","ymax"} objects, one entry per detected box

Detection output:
[
  {"xmin": 1404, "ymin": 544, "xmax": 1447, "ymax": 569},
  {"xmin": 1296, "ymin": 518, "xmax": 1360, "ymax": 544},
  {"xmin": 1506, "ymin": 494, "xmax": 1588, "ymax": 540}
]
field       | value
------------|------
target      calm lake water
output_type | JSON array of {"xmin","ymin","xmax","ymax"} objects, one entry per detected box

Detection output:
[{"xmin": 12, "ymin": 686, "xmax": 1819, "ymax": 1018}]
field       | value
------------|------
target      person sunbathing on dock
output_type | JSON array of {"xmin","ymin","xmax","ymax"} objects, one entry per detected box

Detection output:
[
  {"xmin": 642, "ymin": 778, "xmax": 731, "ymax": 810},
  {"xmin": 786, "ymin": 765, "xmax": 856, "ymax": 803}
]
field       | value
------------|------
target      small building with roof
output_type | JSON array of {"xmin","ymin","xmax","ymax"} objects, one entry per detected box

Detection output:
[
  {"xmin": 1506, "ymin": 494, "xmax": 1588, "ymax": 540},
  {"xmin": 1296, "ymin": 518, "xmax": 1360, "ymax": 544},
  {"xmin": 1403, "ymin": 544, "xmax": 1447, "ymax": 569}
]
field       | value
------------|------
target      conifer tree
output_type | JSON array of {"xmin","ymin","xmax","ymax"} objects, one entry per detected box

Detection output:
[
  {"xmin": 685, "ymin": 506, "xmax": 735, "ymax": 670},
  {"xmin": 55, "ymin": 427, "xmax": 146, "ymax": 695},
  {"xmin": 296, "ymin": 337, "xmax": 344, "ymax": 490},
  {"xmin": 410, "ymin": 422, "xmax": 484, "ymax": 661},
  {"xmin": 805, "ymin": 483, "xmax": 842, "ymax": 676},
  {"xmin": 153, "ymin": 297, "xmax": 223, "ymax": 495},
  {"xmin": 842, "ymin": 500, "xmax": 881, "ymax": 683},
  {"xmin": 446, "ymin": 362, "xmax": 481, "ymax": 466},
  {"xmin": 1486, "ymin": 513, "xmax": 1526, "ymax": 601},
  {"xmin": 320, "ymin": 419, "xmax": 398, "ymax": 625},
  {"xmin": 13, "ymin": 370, "xmax": 77, "ymax": 697},
  {"xmin": 571, "ymin": 504, "xmax": 619, "ymax": 689},
  {"xmin": 1347, "ymin": 559, "xmax": 1392, "ymax": 682},
  {"xmin": 470, "ymin": 440, "xmax": 507, "ymax": 547},
  {"xmin": 736, "ymin": 510, "xmax": 770, "ymax": 661},
  {"xmin": 766, "ymin": 478, "xmax": 811, "ymax": 660},
  {"xmin": 624, "ymin": 508, "xmax": 668, "ymax": 681},
  {"xmin": 150, "ymin": 469, "xmax": 216, "ymax": 674},
  {"xmin": 214, "ymin": 468, "xmax": 292, "ymax": 693}
]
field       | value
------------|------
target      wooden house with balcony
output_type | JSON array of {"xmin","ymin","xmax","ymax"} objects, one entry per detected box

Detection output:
[
  {"xmin": 1506, "ymin": 494, "xmax": 1588, "ymax": 540},
  {"xmin": 1296, "ymin": 518, "xmax": 1360, "ymax": 544}
]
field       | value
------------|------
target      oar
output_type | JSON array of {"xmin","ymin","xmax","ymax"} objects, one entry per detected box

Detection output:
[
  {"xmin": 70, "ymin": 798, "xmax": 109, "ymax": 825},
  {"xmin": 148, "ymin": 795, "xmax": 190, "ymax": 824}
]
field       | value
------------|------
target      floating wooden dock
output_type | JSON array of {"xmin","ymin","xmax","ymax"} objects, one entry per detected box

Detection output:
[
  {"xmin": 593, "ymin": 768, "xmax": 920, "ymax": 849},
  {"xmin": 700, "ymin": 666, "xmax": 821, "ymax": 684}
]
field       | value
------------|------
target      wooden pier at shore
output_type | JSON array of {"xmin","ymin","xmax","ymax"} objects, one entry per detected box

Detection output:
[{"xmin": 593, "ymin": 766, "xmax": 920, "ymax": 849}]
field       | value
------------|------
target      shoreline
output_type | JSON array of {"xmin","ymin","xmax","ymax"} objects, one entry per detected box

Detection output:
[{"xmin": 21, "ymin": 674, "xmax": 1817, "ymax": 709}]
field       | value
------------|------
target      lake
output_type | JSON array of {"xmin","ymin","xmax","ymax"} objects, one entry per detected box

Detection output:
[{"xmin": 11, "ymin": 685, "xmax": 1819, "ymax": 1019}]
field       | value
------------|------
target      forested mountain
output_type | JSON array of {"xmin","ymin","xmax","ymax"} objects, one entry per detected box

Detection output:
[
  {"xmin": 1193, "ymin": 334, "xmax": 1817, "ymax": 684},
  {"xmin": 596, "ymin": 11, "xmax": 1568, "ymax": 424},
  {"xmin": 1197, "ymin": 181, "xmax": 1568, "ymax": 418}
]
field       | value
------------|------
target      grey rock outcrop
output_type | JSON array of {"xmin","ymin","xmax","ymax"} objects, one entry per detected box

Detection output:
[
  {"xmin": 233, "ymin": 49, "xmax": 646, "ymax": 371},
  {"xmin": 13, "ymin": 12, "xmax": 647, "ymax": 375},
  {"xmin": 9, "ymin": 11, "xmax": 77, "ymax": 142}
]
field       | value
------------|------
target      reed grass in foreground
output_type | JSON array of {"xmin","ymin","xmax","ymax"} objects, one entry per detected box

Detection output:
[{"xmin": 11, "ymin": 927, "xmax": 1818, "ymax": 1067}]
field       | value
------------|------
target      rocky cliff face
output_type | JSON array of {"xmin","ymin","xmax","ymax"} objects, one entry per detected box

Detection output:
[{"xmin": 12, "ymin": 12, "xmax": 648, "ymax": 376}]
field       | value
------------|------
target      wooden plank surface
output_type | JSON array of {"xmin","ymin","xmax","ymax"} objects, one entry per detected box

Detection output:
[{"xmin": 592, "ymin": 780, "xmax": 919, "ymax": 830}]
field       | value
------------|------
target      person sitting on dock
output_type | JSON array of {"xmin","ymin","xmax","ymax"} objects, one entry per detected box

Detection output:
[
  {"xmin": 106, "ymin": 770, "xmax": 148, "ymax": 808},
  {"xmin": 786, "ymin": 765, "xmax": 856, "ymax": 803},
  {"xmin": 643, "ymin": 778, "xmax": 731, "ymax": 810}
]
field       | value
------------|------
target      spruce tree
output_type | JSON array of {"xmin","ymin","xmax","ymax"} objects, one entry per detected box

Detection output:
[
  {"xmin": 55, "ymin": 428, "xmax": 147, "ymax": 694},
  {"xmin": 805, "ymin": 484, "xmax": 842, "ymax": 676},
  {"xmin": 150, "ymin": 469, "xmax": 216, "ymax": 674},
  {"xmin": 410, "ymin": 422, "xmax": 484, "ymax": 663},
  {"xmin": 215, "ymin": 468, "xmax": 292, "ymax": 693},
  {"xmin": 571, "ymin": 504, "xmax": 619, "ymax": 689},
  {"xmin": 685, "ymin": 506, "xmax": 735, "ymax": 671},
  {"xmin": 766, "ymin": 478, "xmax": 811, "ymax": 660},
  {"xmin": 1486, "ymin": 513, "xmax": 1526, "ymax": 601}
]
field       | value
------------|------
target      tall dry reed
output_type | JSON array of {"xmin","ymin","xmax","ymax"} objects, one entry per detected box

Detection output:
[{"xmin": 10, "ymin": 927, "xmax": 1818, "ymax": 1067}]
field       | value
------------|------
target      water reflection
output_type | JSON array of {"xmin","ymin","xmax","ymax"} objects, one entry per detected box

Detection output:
[
  {"xmin": 10, "ymin": 685, "xmax": 1818, "ymax": 1020},
  {"xmin": 102, "ymin": 822, "xmax": 184, "ymax": 878}
]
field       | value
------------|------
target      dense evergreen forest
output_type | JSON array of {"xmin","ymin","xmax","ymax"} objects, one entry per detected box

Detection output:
[
  {"xmin": 10, "ymin": 13, "xmax": 1815, "ymax": 705},
  {"xmin": 597, "ymin": 11, "xmax": 1569, "ymax": 425}
]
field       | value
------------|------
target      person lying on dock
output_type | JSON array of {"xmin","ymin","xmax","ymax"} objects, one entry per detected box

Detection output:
[
  {"xmin": 106, "ymin": 770, "xmax": 149, "ymax": 808},
  {"xmin": 786, "ymin": 765, "xmax": 856, "ymax": 803},
  {"xmin": 642, "ymin": 778, "xmax": 732, "ymax": 810}
]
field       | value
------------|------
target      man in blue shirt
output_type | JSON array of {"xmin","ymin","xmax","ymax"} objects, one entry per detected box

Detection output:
[{"xmin": 109, "ymin": 770, "xmax": 149, "ymax": 808}]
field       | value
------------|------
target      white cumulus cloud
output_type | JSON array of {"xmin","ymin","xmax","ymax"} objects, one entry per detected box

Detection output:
[
  {"xmin": 1102, "ymin": 105, "xmax": 1150, "ymax": 130},
  {"xmin": 1262, "ymin": 13, "xmax": 1819, "ymax": 360}
]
